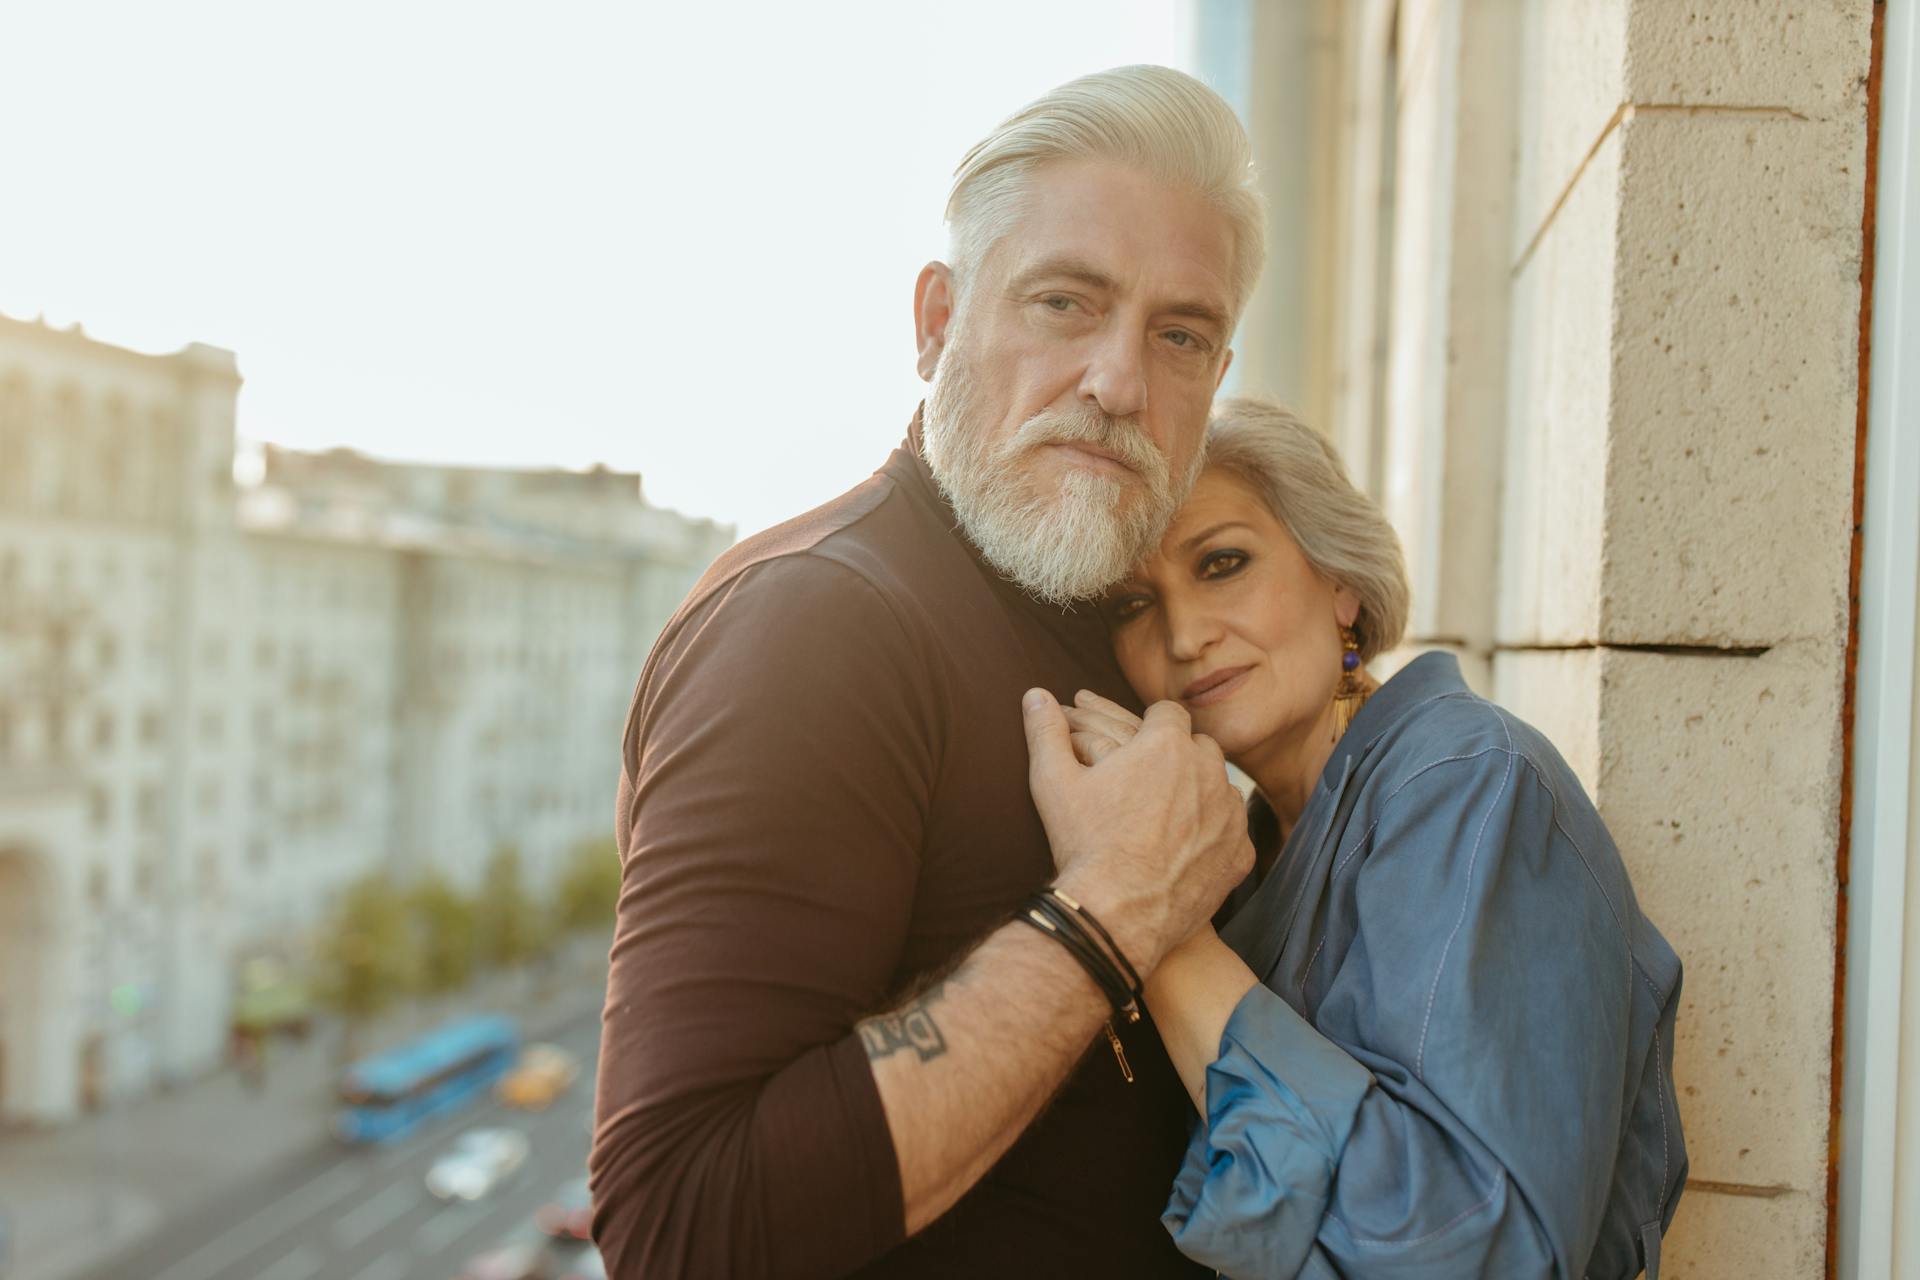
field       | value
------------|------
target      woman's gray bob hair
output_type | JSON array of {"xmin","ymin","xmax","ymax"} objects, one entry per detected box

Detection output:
[{"xmin": 1204, "ymin": 398, "xmax": 1410, "ymax": 664}]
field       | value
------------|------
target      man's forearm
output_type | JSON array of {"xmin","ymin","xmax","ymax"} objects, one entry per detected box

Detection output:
[{"xmin": 860, "ymin": 918, "xmax": 1114, "ymax": 1234}]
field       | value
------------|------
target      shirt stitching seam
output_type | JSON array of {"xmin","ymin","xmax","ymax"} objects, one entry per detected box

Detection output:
[
  {"xmin": 1414, "ymin": 720, "xmax": 1514, "ymax": 1079},
  {"xmin": 1303, "ymin": 744, "xmax": 1515, "ymax": 989}
]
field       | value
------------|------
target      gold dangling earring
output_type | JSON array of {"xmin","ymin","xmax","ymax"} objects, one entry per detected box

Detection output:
[{"xmin": 1330, "ymin": 623, "xmax": 1367, "ymax": 742}]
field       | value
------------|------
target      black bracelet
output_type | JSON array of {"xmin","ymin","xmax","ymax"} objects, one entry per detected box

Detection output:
[
  {"xmin": 1024, "ymin": 904, "xmax": 1134, "ymax": 1015},
  {"xmin": 1018, "ymin": 891, "xmax": 1141, "ymax": 1022},
  {"xmin": 1043, "ymin": 887, "xmax": 1143, "ymax": 995}
]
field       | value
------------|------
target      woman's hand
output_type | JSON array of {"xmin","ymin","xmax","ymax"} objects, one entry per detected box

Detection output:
[{"xmin": 1062, "ymin": 689, "xmax": 1145, "ymax": 766}]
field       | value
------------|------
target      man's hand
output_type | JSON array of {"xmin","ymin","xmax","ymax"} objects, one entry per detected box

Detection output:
[{"xmin": 1021, "ymin": 688, "xmax": 1253, "ymax": 977}]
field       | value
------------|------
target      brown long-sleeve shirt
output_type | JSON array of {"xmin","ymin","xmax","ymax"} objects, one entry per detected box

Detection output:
[{"xmin": 589, "ymin": 422, "xmax": 1206, "ymax": 1278}]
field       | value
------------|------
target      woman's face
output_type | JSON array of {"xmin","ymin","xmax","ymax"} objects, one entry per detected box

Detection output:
[{"xmin": 1103, "ymin": 468, "xmax": 1360, "ymax": 763}]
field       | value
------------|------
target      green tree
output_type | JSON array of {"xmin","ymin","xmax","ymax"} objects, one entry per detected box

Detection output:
[
  {"xmin": 408, "ymin": 871, "xmax": 477, "ymax": 996},
  {"xmin": 554, "ymin": 837, "xmax": 621, "ymax": 934},
  {"xmin": 475, "ymin": 845, "xmax": 551, "ymax": 970},
  {"xmin": 313, "ymin": 871, "xmax": 415, "ymax": 1060}
]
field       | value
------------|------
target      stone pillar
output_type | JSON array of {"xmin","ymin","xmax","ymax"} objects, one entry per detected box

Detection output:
[
  {"xmin": 1201, "ymin": 0, "xmax": 1343, "ymax": 430},
  {"xmin": 1379, "ymin": 0, "xmax": 1523, "ymax": 695},
  {"xmin": 1491, "ymin": 3, "xmax": 1871, "ymax": 1273}
]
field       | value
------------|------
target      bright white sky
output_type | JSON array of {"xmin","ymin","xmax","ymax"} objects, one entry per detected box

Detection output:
[{"xmin": 0, "ymin": 1, "xmax": 1197, "ymax": 538}]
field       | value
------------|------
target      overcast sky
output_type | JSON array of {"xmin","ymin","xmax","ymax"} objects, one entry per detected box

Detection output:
[{"xmin": 0, "ymin": 1, "xmax": 1198, "ymax": 537}]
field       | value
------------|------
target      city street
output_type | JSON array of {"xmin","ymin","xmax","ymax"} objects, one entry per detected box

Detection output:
[{"xmin": 83, "ymin": 1016, "xmax": 603, "ymax": 1280}]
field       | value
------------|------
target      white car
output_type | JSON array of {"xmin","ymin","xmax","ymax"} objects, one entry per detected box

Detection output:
[{"xmin": 427, "ymin": 1127, "xmax": 531, "ymax": 1201}]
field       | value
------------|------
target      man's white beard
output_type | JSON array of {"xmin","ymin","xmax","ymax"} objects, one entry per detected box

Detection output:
[{"xmin": 923, "ymin": 333, "xmax": 1196, "ymax": 607}]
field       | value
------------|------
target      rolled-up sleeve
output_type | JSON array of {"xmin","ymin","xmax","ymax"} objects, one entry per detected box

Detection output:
[
  {"xmin": 589, "ymin": 554, "xmax": 937, "ymax": 1280},
  {"xmin": 1165, "ymin": 746, "xmax": 1635, "ymax": 1279},
  {"xmin": 1164, "ymin": 986, "xmax": 1372, "ymax": 1277}
]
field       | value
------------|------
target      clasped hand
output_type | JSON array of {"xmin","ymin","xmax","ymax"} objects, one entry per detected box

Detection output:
[{"xmin": 1021, "ymin": 688, "xmax": 1252, "ymax": 976}]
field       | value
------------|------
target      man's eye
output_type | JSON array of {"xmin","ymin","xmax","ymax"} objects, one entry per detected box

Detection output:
[
  {"xmin": 1199, "ymin": 550, "xmax": 1247, "ymax": 579},
  {"xmin": 1162, "ymin": 328, "xmax": 1209, "ymax": 352},
  {"xmin": 1042, "ymin": 295, "xmax": 1078, "ymax": 312}
]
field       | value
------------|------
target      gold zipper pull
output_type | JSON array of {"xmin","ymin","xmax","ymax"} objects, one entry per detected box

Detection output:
[{"xmin": 1103, "ymin": 1020, "xmax": 1134, "ymax": 1083}]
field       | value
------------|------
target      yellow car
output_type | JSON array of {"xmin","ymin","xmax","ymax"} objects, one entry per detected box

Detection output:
[{"xmin": 494, "ymin": 1043, "xmax": 579, "ymax": 1110}]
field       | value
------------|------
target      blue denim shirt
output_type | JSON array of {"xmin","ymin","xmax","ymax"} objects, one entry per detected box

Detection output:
[{"xmin": 1163, "ymin": 653, "xmax": 1686, "ymax": 1279}]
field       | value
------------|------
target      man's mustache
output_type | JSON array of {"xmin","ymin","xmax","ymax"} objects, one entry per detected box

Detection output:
[{"xmin": 1011, "ymin": 405, "xmax": 1167, "ymax": 485}]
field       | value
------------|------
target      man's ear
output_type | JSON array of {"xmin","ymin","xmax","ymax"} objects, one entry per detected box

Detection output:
[
  {"xmin": 915, "ymin": 262, "xmax": 956, "ymax": 383},
  {"xmin": 1214, "ymin": 346, "xmax": 1235, "ymax": 390}
]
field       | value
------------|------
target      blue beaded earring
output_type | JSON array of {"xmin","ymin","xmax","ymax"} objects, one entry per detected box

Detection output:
[{"xmin": 1331, "ymin": 623, "xmax": 1366, "ymax": 740}]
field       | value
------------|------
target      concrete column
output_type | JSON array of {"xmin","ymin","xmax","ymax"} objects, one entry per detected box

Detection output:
[
  {"xmin": 1493, "ymin": 3, "xmax": 1871, "ymax": 1273},
  {"xmin": 1380, "ymin": 0, "xmax": 1522, "ymax": 694},
  {"xmin": 1198, "ymin": 0, "xmax": 1343, "ymax": 429}
]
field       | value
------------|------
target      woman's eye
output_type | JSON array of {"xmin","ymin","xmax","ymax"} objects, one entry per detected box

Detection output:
[
  {"xmin": 1104, "ymin": 594, "xmax": 1151, "ymax": 624},
  {"xmin": 1198, "ymin": 549, "xmax": 1247, "ymax": 579}
]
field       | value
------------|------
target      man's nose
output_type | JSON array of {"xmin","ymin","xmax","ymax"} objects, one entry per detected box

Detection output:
[{"xmin": 1078, "ymin": 326, "xmax": 1148, "ymax": 420}]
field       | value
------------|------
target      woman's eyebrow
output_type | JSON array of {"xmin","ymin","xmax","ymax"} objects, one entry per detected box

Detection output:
[{"xmin": 1177, "ymin": 521, "xmax": 1256, "ymax": 554}]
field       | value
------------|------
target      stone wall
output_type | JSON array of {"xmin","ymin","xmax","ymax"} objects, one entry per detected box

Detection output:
[{"xmin": 1218, "ymin": 1, "xmax": 1874, "ymax": 1271}]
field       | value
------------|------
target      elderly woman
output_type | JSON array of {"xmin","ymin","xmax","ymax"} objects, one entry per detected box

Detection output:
[{"xmin": 1043, "ymin": 399, "xmax": 1687, "ymax": 1279}]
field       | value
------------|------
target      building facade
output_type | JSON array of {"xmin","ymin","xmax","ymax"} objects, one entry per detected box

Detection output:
[{"xmin": 0, "ymin": 314, "xmax": 732, "ymax": 1124}]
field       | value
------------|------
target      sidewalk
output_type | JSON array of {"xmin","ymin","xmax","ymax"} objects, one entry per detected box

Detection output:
[{"xmin": 0, "ymin": 945, "xmax": 609, "ymax": 1280}]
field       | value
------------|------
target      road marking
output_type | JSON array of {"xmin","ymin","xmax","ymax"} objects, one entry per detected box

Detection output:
[
  {"xmin": 254, "ymin": 1244, "xmax": 322, "ymax": 1280},
  {"xmin": 414, "ymin": 1202, "xmax": 485, "ymax": 1256},
  {"xmin": 331, "ymin": 1183, "xmax": 424, "ymax": 1250},
  {"xmin": 347, "ymin": 1249, "xmax": 414, "ymax": 1280},
  {"xmin": 151, "ymin": 1163, "xmax": 363, "ymax": 1280}
]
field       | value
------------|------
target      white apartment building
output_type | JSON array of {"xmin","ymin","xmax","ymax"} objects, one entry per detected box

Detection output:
[{"xmin": 0, "ymin": 313, "xmax": 732, "ymax": 1124}]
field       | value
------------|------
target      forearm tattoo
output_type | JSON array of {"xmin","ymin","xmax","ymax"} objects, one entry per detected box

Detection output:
[{"xmin": 859, "ymin": 980, "xmax": 950, "ymax": 1063}]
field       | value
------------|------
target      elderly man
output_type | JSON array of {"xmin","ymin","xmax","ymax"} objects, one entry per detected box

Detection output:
[{"xmin": 590, "ymin": 67, "xmax": 1265, "ymax": 1277}]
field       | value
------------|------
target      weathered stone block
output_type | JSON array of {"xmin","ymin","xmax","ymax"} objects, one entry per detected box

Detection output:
[
  {"xmin": 1625, "ymin": 0, "xmax": 1872, "ymax": 122},
  {"xmin": 1662, "ymin": 1185, "xmax": 1826, "ymax": 1278},
  {"xmin": 1603, "ymin": 109, "xmax": 1863, "ymax": 648},
  {"xmin": 1593, "ymin": 642, "xmax": 1842, "ymax": 1192}
]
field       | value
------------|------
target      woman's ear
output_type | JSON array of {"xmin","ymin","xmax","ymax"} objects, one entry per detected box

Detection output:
[
  {"xmin": 1334, "ymin": 586, "xmax": 1362, "ymax": 629},
  {"xmin": 914, "ymin": 262, "xmax": 955, "ymax": 382}
]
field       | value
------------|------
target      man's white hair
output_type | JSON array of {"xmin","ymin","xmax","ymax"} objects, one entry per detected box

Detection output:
[{"xmin": 945, "ymin": 64, "xmax": 1266, "ymax": 320}]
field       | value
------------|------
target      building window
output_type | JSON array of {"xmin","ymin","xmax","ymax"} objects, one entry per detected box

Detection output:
[
  {"xmin": 87, "ymin": 785, "xmax": 109, "ymax": 831},
  {"xmin": 137, "ymin": 783, "xmax": 162, "ymax": 830},
  {"xmin": 198, "ymin": 707, "xmax": 223, "ymax": 746},
  {"xmin": 88, "ymin": 864, "xmax": 109, "ymax": 905},
  {"xmin": 139, "ymin": 707, "xmax": 165, "ymax": 747},
  {"xmin": 93, "ymin": 709, "xmax": 114, "ymax": 750}
]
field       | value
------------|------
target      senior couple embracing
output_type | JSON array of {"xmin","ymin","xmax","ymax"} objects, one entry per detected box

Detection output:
[{"xmin": 589, "ymin": 67, "xmax": 1686, "ymax": 1280}]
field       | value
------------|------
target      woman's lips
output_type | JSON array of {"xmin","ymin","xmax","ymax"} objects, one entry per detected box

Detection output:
[{"xmin": 1181, "ymin": 665, "xmax": 1253, "ymax": 707}]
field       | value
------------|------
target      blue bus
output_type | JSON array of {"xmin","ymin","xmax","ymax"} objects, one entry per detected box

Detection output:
[{"xmin": 332, "ymin": 1014, "xmax": 521, "ymax": 1144}]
